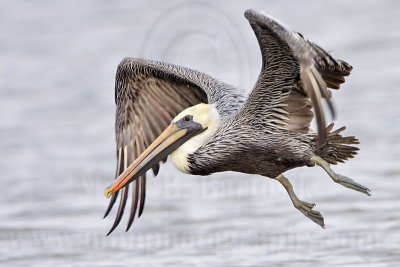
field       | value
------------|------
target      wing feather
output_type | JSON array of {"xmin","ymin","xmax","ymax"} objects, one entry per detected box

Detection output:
[
  {"xmin": 126, "ymin": 138, "xmax": 139, "ymax": 232},
  {"xmin": 137, "ymin": 136, "xmax": 147, "ymax": 217},
  {"xmin": 240, "ymin": 10, "xmax": 353, "ymax": 143},
  {"xmin": 105, "ymin": 57, "xmax": 244, "ymax": 233},
  {"xmin": 106, "ymin": 146, "xmax": 129, "ymax": 236}
]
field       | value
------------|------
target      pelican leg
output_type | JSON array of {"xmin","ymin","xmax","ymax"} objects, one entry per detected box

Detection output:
[
  {"xmin": 310, "ymin": 155, "xmax": 371, "ymax": 196},
  {"xmin": 276, "ymin": 174, "xmax": 325, "ymax": 228}
]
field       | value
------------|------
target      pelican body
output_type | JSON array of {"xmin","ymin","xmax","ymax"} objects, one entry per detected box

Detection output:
[{"xmin": 103, "ymin": 9, "xmax": 370, "ymax": 234}]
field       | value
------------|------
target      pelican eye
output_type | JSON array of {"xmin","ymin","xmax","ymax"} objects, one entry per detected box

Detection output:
[{"xmin": 183, "ymin": 115, "xmax": 192, "ymax": 122}]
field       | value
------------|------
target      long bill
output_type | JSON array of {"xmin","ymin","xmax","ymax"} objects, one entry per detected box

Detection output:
[{"xmin": 104, "ymin": 123, "xmax": 200, "ymax": 198}]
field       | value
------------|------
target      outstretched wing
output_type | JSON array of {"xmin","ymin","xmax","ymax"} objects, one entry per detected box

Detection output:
[
  {"xmin": 105, "ymin": 58, "xmax": 244, "ymax": 234},
  {"xmin": 239, "ymin": 10, "xmax": 352, "ymax": 142}
]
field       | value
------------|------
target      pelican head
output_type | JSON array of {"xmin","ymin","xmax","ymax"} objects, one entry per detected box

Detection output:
[{"xmin": 105, "ymin": 103, "xmax": 220, "ymax": 197}]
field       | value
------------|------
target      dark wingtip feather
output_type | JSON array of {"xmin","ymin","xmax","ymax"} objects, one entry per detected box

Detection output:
[
  {"xmin": 103, "ymin": 191, "xmax": 119, "ymax": 219},
  {"xmin": 152, "ymin": 163, "xmax": 160, "ymax": 176},
  {"xmin": 107, "ymin": 186, "xmax": 129, "ymax": 235},
  {"xmin": 138, "ymin": 175, "xmax": 146, "ymax": 217},
  {"xmin": 106, "ymin": 226, "xmax": 115, "ymax": 236},
  {"xmin": 105, "ymin": 149, "xmax": 123, "ymax": 219},
  {"xmin": 126, "ymin": 180, "xmax": 139, "ymax": 232}
]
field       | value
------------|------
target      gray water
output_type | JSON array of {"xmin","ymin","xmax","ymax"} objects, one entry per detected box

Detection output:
[{"xmin": 1, "ymin": 0, "xmax": 399, "ymax": 266}]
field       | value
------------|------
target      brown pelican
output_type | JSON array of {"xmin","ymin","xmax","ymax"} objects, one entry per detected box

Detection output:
[{"xmin": 103, "ymin": 9, "xmax": 370, "ymax": 234}]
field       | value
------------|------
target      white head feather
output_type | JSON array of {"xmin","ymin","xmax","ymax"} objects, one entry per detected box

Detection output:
[{"xmin": 171, "ymin": 103, "xmax": 220, "ymax": 173}]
